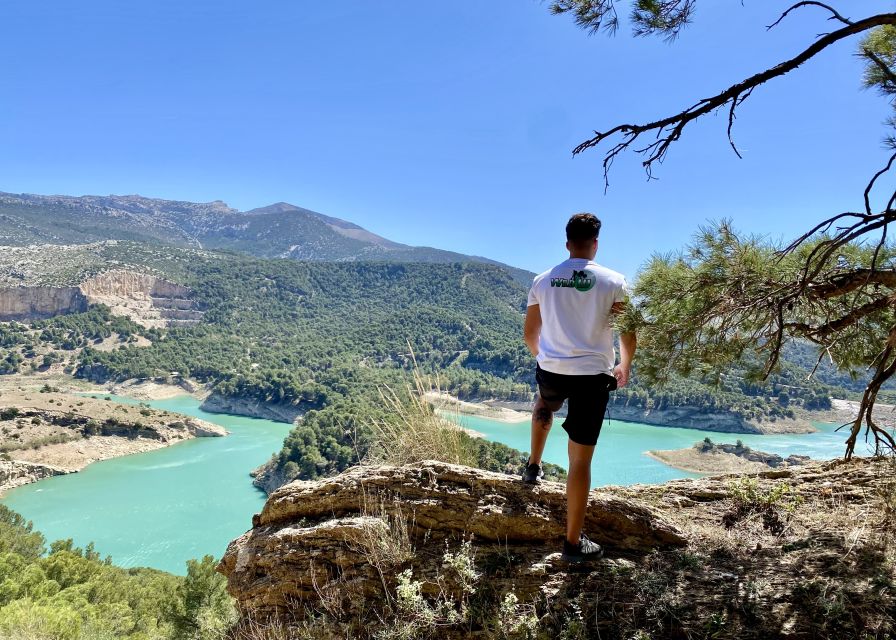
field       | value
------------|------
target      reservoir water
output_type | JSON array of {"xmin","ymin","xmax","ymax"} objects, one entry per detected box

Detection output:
[
  {"xmin": 1, "ymin": 394, "xmax": 861, "ymax": 574},
  {"xmin": 447, "ymin": 412, "xmax": 862, "ymax": 486},
  {"xmin": 1, "ymin": 395, "xmax": 292, "ymax": 575}
]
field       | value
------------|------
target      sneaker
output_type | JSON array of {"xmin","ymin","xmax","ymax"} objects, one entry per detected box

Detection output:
[
  {"xmin": 521, "ymin": 460, "xmax": 544, "ymax": 484},
  {"xmin": 561, "ymin": 535, "xmax": 603, "ymax": 563}
]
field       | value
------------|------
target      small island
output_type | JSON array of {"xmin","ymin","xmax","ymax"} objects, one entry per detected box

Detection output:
[{"xmin": 647, "ymin": 437, "xmax": 811, "ymax": 475}]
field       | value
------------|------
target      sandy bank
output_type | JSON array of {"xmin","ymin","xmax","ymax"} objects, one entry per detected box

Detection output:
[
  {"xmin": 425, "ymin": 391, "xmax": 530, "ymax": 424},
  {"xmin": 646, "ymin": 449, "xmax": 769, "ymax": 475},
  {"xmin": 811, "ymin": 398, "xmax": 896, "ymax": 426},
  {"xmin": 106, "ymin": 378, "xmax": 208, "ymax": 401},
  {"xmin": 0, "ymin": 372, "xmax": 209, "ymax": 402},
  {"xmin": 445, "ymin": 394, "xmax": 826, "ymax": 435}
]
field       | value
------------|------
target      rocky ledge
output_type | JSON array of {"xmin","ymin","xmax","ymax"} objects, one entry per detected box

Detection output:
[
  {"xmin": 219, "ymin": 461, "xmax": 683, "ymax": 625},
  {"xmin": 0, "ymin": 460, "xmax": 69, "ymax": 495},
  {"xmin": 200, "ymin": 392, "xmax": 308, "ymax": 424},
  {"xmin": 219, "ymin": 457, "xmax": 895, "ymax": 639}
]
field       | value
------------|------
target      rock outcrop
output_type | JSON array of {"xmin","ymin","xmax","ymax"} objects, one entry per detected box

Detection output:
[
  {"xmin": 0, "ymin": 269, "xmax": 203, "ymax": 327},
  {"xmin": 200, "ymin": 393, "xmax": 307, "ymax": 424},
  {"xmin": 220, "ymin": 460, "xmax": 684, "ymax": 620},
  {"xmin": 0, "ymin": 287, "xmax": 88, "ymax": 321},
  {"xmin": 79, "ymin": 269, "xmax": 203, "ymax": 328},
  {"xmin": 0, "ymin": 459, "xmax": 69, "ymax": 494},
  {"xmin": 219, "ymin": 457, "xmax": 896, "ymax": 640},
  {"xmin": 247, "ymin": 457, "xmax": 288, "ymax": 495},
  {"xmin": 706, "ymin": 442, "xmax": 809, "ymax": 468}
]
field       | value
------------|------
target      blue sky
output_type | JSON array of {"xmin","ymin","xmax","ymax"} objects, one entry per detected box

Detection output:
[{"xmin": 1, "ymin": 1, "xmax": 891, "ymax": 279}]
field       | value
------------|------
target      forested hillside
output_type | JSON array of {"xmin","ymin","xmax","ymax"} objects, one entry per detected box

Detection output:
[{"xmin": 0, "ymin": 239, "xmax": 850, "ymax": 488}]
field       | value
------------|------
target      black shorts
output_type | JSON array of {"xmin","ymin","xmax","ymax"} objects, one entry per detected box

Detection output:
[{"xmin": 535, "ymin": 364, "xmax": 614, "ymax": 447}]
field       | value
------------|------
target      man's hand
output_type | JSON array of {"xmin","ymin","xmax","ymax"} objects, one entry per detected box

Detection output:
[
  {"xmin": 613, "ymin": 363, "xmax": 630, "ymax": 388},
  {"xmin": 615, "ymin": 330, "xmax": 637, "ymax": 388}
]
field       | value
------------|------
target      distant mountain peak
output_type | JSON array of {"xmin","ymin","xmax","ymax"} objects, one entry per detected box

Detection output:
[
  {"xmin": 247, "ymin": 202, "xmax": 302, "ymax": 215},
  {"xmin": 246, "ymin": 202, "xmax": 405, "ymax": 249},
  {"xmin": 0, "ymin": 190, "xmax": 533, "ymax": 284}
]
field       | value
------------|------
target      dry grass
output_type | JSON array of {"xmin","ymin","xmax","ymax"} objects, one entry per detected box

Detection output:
[
  {"xmin": 369, "ymin": 348, "xmax": 478, "ymax": 468},
  {"xmin": 356, "ymin": 487, "xmax": 414, "ymax": 569}
]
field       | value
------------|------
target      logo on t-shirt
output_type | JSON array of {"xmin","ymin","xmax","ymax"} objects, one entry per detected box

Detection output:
[{"xmin": 550, "ymin": 269, "xmax": 595, "ymax": 292}]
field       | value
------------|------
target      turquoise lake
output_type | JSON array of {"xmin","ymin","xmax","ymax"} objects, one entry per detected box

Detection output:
[
  {"xmin": 1, "ymin": 395, "xmax": 292, "ymax": 575},
  {"xmin": 1, "ymin": 394, "xmax": 863, "ymax": 574},
  {"xmin": 447, "ymin": 411, "xmax": 862, "ymax": 487}
]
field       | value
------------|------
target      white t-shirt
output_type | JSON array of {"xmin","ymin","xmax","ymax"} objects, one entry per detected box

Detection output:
[{"xmin": 526, "ymin": 258, "xmax": 629, "ymax": 376}]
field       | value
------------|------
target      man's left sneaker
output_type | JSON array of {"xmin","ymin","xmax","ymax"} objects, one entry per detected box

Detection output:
[
  {"xmin": 521, "ymin": 460, "xmax": 544, "ymax": 484},
  {"xmin": 561, "ymin": 535, "xmax": 603, "ymax": 563}
]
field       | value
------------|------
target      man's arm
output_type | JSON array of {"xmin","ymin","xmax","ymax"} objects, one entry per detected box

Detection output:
[
  {"xmin": 611, "ymin": 300, "xmax": 637, "ymax": 388},
  {"xmin": 524, "ymin": 304, "xmax": 542, "ymax": 357}
]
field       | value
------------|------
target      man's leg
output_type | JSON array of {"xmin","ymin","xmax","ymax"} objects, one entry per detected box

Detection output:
[
  {"xmin": 529, "ymin": 395, "xmax": 557, "ymax": 466},
  {"xmin": 565, "ymin": 439, "xmax": 596, "ymax": 545}
]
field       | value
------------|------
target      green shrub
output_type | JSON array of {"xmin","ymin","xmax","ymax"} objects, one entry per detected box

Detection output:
[{"xmin": 723, "ymin": 478, "xmax": 803, "ymax": 533}]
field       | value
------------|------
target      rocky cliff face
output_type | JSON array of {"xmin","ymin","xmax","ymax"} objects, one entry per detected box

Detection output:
[
  {"xmin": 79, "ymin": 270, "xmax": 190, "ymax": 299},
  {"xmin": 79, "ymin": 269, "xmax": 202, "ymax": 328},
  {"xmin": 219, "ymin": 457, "xmax": 895, "ymax": 639},
  {"xmin": 0, "ymin": 287, "xmax": 88, "ymax": 321},
  {"xmin": 248, "ymin": 456, "xmax": 289, "ymax": 495},
  {"xmin": 219, "ymin": 461, "xmax": 684, "ymax": 627},
  {"xmin": 200, "ymin": 393, "xmax": 307, "ymax": 424},
  {"xmin": 0, "ymin": 460, "xmax": 69, "ymax": 494},
  {"xmin": 0, "ymin": 269, "xmax": 202, "ymax": 327}
]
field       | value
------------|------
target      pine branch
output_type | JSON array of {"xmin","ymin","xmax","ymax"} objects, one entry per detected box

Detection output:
[{"xmin": 573, "ymin": 13, "xmax": 896, "ymax": 186}]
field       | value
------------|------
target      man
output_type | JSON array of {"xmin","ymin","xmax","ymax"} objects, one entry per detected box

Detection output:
[{"xmin": 522, "ymin": 213, "xmax": 636, "ymax": 563}]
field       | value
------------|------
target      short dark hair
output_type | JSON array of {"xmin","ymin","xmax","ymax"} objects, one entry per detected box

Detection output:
[{"xmin": 566, "ymin": 213, "xmax": 601, "ymax": 245}]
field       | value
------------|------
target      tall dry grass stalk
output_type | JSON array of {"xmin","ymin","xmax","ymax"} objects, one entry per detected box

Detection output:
[{"xmin": 369, "ymin": 345, "xmax": 478, "ymax": 468}]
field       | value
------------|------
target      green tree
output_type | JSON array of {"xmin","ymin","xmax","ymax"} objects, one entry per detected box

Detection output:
[
  {"xmin": 0, "ymin": 504, "xmax": 45, "ymax": 561},
  {"xmin": 552, "ymin": 2, "xmax": 896, "ymax": 457},
  {"xmin": 168, "ymin": 555, "xmax": 236, "ymax": 640}
]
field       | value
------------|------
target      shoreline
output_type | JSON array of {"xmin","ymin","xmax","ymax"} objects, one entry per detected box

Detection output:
[
  {"xmin": 425, "ymin": 391, "xmax": 530, "ymax": 425},
  {"xmin": 0, "ymin": 372, "xmax": 209, "ymax": 402},
  {"xmin": 810, "ymin": 398, "xmax": 896, "ymax": 426},
  {"xmin": 646, "ymin": 442, "xmax": 813, "ymax": 476},
  {"xmin": 645, "ymin": 450, "xmax": 767, "ymax": 476},
  {"xmin": 433, "ymin": 393, "xmax": 875, "ymax": 436},
  {"xmin": 0, "ymin": 387, "xmax": 226, "ymax": 494}
]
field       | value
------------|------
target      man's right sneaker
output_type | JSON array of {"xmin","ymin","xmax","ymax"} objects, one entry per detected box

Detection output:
[
  {"xmin": 561, "ymin": 535, "xmax": 603, "ymax": 563},
  {"xmin": 521, "ymin": 460, "xmax": 544, "ymax": 484}
]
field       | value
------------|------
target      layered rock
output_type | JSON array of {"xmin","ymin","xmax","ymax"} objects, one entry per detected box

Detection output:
[
  {"xmin": 79, "ymin": 270, "xmax": 191, "ymax": 299},
  {"xmin": 79, "ymin": 269, "xmax": 203, "ymax": 328},
  {"xmin": 0, "ymin": 269, "xmax": 203, "ymax": 327},
  {"xmin": 219, "ymin": 460, "xmax": 685, "ymax": 619},
  {"xmin": 200, "ymin": 393, "xmax": 307, "ymax": 424},
  {"xmin": 219, "ymin": 458, "xmax": 896, "ymax": 639},
  {"xmin": 0, "ymin": 460, "xmax": 69, "ymax": 494},
  {"xmin": 0, "ymin": 286, "xmax": 88, "ymax": 321}
]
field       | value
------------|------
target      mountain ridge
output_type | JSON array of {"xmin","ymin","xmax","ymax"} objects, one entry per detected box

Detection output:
[{"xmin": 0, "ymin": 190, "xmax": 534, "ymax": 284}]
